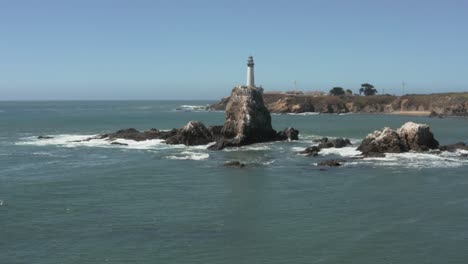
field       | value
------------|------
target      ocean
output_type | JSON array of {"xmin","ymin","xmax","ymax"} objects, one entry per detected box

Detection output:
[{"xmin": 1, "ymin": 100, "xmax": 468, "ymax": 263}]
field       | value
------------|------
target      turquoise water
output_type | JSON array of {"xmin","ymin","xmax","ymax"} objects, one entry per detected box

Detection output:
[{"xmin": 1, "ymin": 101, "xmax": 468, "ymax": 264}]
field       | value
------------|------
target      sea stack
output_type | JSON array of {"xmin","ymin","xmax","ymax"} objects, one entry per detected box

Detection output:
[
  {"xmin": 209, "ymin": 56, "xmax": 298, "ymax": 150},
  {"xmin": 208, "ymin": 85, "xmax": 279, "ymax": 150}
]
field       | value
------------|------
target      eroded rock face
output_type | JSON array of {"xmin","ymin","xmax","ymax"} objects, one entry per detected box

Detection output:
[
  {"xmin": 222, "ymin": 86, "xmax": 277, "ymax": 142},
  {"xmin": 396, "ymin": 122, "xmax": 439, "ymax": 151},
  {"xmin": 358, "ymin": 122, "xmax": 439, "ymax": 156}
]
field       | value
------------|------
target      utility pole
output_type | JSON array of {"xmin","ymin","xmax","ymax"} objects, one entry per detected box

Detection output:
[{"xmin": 402, "ymin": 81, "xmax": 406, "ymax": 96}]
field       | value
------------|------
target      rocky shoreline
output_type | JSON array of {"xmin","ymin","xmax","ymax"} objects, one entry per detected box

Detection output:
[
  {"xmin": 36, "ymin": 88, "xmax": 468, "ymax": 166},
  {"xmin": 210, "ymin": 92, "xmax": 468, "ymax": 117}
]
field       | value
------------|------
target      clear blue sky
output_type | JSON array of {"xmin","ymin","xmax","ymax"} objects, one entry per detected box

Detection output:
[{"xmin": 1, "ymin": 0, "xmax": 467, "ymax": 100}]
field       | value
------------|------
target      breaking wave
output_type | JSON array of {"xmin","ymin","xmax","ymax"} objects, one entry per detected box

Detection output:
[
  {"xmin": 357, "ymin": 151, "xmax": 468, "ymax": 169},
  {"xmin": 286, "ymin": 112, "xmax": 320, "ymax": 116},
  {"xmin": 166, "ymin": 151, "xmax": 209, "ymax": 161},
  {"xmin": 319, "ymin": 147, "xmax": 362, "ymax": 157},
  {"xmin": 175, "ymin": 105, "xmax": 209, "ymax": 112},
  {"xmin": 15, "ymin": 134, "xmax": 215, "ymax": 151}
]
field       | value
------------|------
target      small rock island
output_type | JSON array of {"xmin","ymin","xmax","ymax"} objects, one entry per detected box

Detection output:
[{"xmin": 81, "ymin": 56, "xmax": 299, "ymax": 150}]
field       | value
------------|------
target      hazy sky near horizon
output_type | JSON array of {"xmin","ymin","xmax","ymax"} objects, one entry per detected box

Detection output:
[{"xmin": 1, "ymin": 0, "xmax": 467, "ymax": 100}]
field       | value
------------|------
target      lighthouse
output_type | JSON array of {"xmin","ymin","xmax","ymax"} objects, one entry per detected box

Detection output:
[{"xmin": 246, "ymin": 56, "xmax": 255, "ymax": 87}]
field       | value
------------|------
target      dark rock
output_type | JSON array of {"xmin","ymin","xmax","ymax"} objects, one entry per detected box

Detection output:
[
  {"xmin": 107, "ymin": 128, "xmax": 162, "ymax": 141},
  {"xmin": 439, "ymin": 142, "xmax": 468, "ymax": 152},
  {"xmin": 318, "ymin": 141, "xmax": 334, "ymax": 149},
  {"xmin": 332, "ymin": 138, "xmax": 352, "ymax": 148},
  {"xmin": 224, "ymin": 161, "xmax": 245, "ymax": 168},
  {"xmin": 358, "ymin": 122, "xmax": 439, "ymax": 156},
  {"xmin": 277, "ymin": 127, "xmax": 299, "ymax": 141},
  {"xmin": 165, "ymin": 121, "xmax": 213, "ymax": 146},
  {"xmin": 314, "ymin": 137, "xmax": 351, "ymax": 149},
  {"xmin": 317, "ymin": 159, "xmax": 344, "ymax": 166},
  {"xmin": 429, "ymin": 110, "xmax": 444, "ymax": 118},
  {"xmin": 38, "ymin": 135, "xmax": 54, "ymax": 139},
  {"xmin": 208, "ymin": 125, "xmax": 224, "ymax": 143},
  {"xmin": 300, "ymin": 146, "xmax": 320, "ymax": 156},
  {"xmin": 110, "ymin": 141, "xmax": 128, "ymax": 146}
]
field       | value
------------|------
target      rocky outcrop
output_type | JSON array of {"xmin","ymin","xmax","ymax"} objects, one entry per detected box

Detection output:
[
  {"xmin": 358, "ymin": 122, "xmax": 439, "ymax": 156},
  {"xmin": 82, "ymin": 87, "xmax": 299, "ymax": 149},
  {"xmin": 208, "ymin": 86, "xmax": 298, "ymax": 150},
  {"xmin": 277, "ymin": 127, "xmax": 299, "ymax": 141},
  {"xmin": 396, "ymin": 122, "xmax": 439, "ymax": 151},
  {"xmin": 314, "ymin": 137, "xmax": 351, "ymax": 149},
  {"xmin": 164, "ymin": 121, "xmax": 213, "ymax": 145},
  {"xmin": 104, "ymin": 128, "xmax": 177, "ymax": 141}
]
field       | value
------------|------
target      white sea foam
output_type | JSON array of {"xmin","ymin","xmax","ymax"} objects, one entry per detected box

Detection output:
[
  {"xmin": 0, "ymin": 200, "xmax": 4, "ymax": 206},
  {"xmin": 166, "ymin": 151, "xmax": 209, "ymax": 161},
  {"xmin": 223, "ymin": 144, "xmax": 272, "ymax": 152},
  {"xmin": 286, "ymin": 112, "xmax": 320, "ymax": 116},
  {"xmin": 319, "ymin": 147, "xmax": 362, "ymax": 157},
  {"xmin": 176, "ymin": 105, "xmax": 208, "ymax": 111},
  {"xmin": 360, "ymin": 151, "xmax": 468, "ymax": 168},
  {"xmin": 16, "ymin": 134, "xmax": 171, "ymax": 150},
  {"xmin": 262, "ymin": 160, "xmax": 276, "ymax": 165},
  {"xmin": 291, "ymin": 147, "xmax": 306, "ymax": 152}
]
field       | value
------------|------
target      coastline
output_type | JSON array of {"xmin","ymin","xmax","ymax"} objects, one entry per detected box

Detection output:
[{"xmin": 210, "ymin": 92, "xmax": 468, "ymax": 117}]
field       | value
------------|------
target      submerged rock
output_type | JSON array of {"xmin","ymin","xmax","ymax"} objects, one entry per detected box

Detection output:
[
  {"xmin": 317, "ymin": 159, "xmax": 344, "ymax": 166},
  {"xmin": 110, "ymin": 141, "xmax": 128, "ymax": 146},
  {"xmin": 224, "ymin": 161, "xmax": 245, "ymax": 168},
  {"xmin": 358, "ymin": 122, "xmax": 439, "ymax": 156},
  {"xmin": 38, "ymin": 135, "xmax": 54, "ymax": 139},
  {"xmin": 300, "ymin": 146, "xmax": 320, "ymax": 156}
]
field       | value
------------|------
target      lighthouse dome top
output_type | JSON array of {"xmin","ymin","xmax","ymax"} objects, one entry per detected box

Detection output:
[{"xmin": 247, "ymin": 56, "xmax": 254, "ymax": 66}]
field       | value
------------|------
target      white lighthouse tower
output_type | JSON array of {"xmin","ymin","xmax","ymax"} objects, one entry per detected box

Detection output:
[{"xmin": 246, "ymin": 56, "xmax": 255, "ymax": 87}]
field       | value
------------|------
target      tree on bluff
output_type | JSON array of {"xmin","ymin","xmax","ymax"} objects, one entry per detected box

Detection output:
[
  {"xmin": 329, "ymin": 87, "xmax": 345, "ymax": 96},
  {"xmin": 359, "ymin": 83, "xmax": 377, "ymax": 96}
]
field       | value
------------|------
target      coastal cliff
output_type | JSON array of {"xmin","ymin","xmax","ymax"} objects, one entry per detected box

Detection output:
[{"xmin": 210, "ymin": 92, "xmax": 468, "ymax": 116}]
